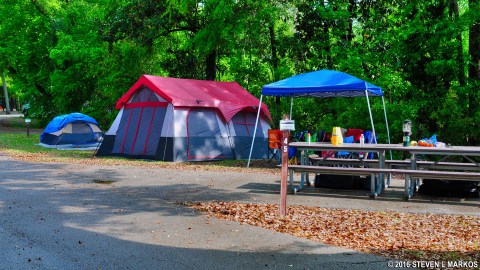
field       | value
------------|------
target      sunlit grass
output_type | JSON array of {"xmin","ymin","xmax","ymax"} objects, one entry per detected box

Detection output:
[{"xmin": 0, "ymin": 133, "xmax": 93, "ymax": 158}]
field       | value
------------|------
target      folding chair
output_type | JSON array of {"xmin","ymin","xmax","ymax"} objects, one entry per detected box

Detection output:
[
  {"xmin": 346, "ymin": 128, "xmax": 363, "ymax": 143},
  {"xmin": 364, "ymin": 131, "xmax": 378, "ymax": 159},
  {"xmin": 345, "ymin": 128, "xmax": 365, "ymax": 159},
  {"xmin": 267, "ymin": 129, "xmax": 282, "ymax": 163},
  {"xmin": 288, "ymin": 146, "xmax": 298, "ymax": 165},
  {"xmin": 336, "ymin": 135, "xmax": 355, "ymax": 159}
]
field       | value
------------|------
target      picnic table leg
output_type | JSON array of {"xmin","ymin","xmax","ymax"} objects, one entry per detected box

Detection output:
[
  {"xmin": 411, "ymin": 153, "xmax": 419, "ymax": 194},
  {"xmin": 304, "ymin": 150, "xmax": 312, "ymax": 186},
  {"xmin": 288, "ymin": 169, "xmax": 295, "ymax": 193},
  {"xmin": 291, "ymin": 149, "xmax": 306, "ymax": 194},
  {"xmin": 378, "ymin": 150, "xmax": 386, "ymax": 192},
  {"xmin": 405, "ymin": 175, "xmax": 412, "ymax": 200},
  {"xmin": 370, "ymin": 150, "xmax": 385, "ymax": 197},
  {"xmin": 405, "ymin": 153, "xmax": 417, "ymax": 200},
  {"xmin": 370, "ymin": 173, "xmax": 378, "ymax": 197}
]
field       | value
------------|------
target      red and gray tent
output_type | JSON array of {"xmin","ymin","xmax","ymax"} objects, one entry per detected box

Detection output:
[{"xmin": 96, "ymin": 75, "xmax": 272, "ymax": 161}]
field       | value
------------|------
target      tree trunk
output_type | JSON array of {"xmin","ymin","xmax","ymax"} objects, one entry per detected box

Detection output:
[
  {"xmin": 469, "ymin": 0, "xmax": 480, "ymax": 81},
  {"xmin": 347, "ymin": 0, "xmax": 356, "ymax": 42},
  {"xmin": 268, "ymin": 23, "xmax": 281, "ymax": 124},
  {"xmin": 451, "ymin": 0, "xmax": 465, "ymax": 85},
  {"xmin": 205, "ymin": 50, "xmax": 216, "ymax": 81},
  {"xmin": 2, "ymin": 71, "xmax": 11, "ymax": 114},
  {"xmin": 269, "ymin": 24, "xmax": 279, "ymax": 79},
  {"xmin": 321, "ymin": 1, "xmax": 332, "ymax": 68}
]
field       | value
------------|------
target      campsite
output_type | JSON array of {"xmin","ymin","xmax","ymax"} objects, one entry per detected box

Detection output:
[
  {"xmin": 1, "ymin": 1, "xmax": 480, "ymax": 269},
  {"xmin": 1, "ymin": 116, "xmax": 479, "ymax": 269}
]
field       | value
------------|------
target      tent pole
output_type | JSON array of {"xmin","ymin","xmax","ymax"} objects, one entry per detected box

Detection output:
[
  {"xmin": 382, "ymin": 96, "xmax": 392, "ymax": 160},
  {"xmin": 365, "ymin": 90, "xmax": 376, "ymax": 141},
  {"xmin": 247, "ymin": 95, "xmax": 263, "ymax": 168},
  {"xmin": 289, "ymin": 97, "xmax": 293, "ymax": 119}
]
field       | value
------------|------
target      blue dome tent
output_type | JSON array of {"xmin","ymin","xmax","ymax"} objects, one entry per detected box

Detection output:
[
  {"xmin": 247, "ymin": 70, "xmax": 392, "ymax": 167},
  {"xmin": 40, "ymin": 113, "xmax": 103, "ymax": 148}
]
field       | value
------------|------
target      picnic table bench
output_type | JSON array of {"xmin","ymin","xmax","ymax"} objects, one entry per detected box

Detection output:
[
  {"xmin": 288, "ymin": 164, "xmax": 480, "ymax": 199},
  {"xmin": 309, "ymin": 154, "xmax": 480, "ymax": 171}
]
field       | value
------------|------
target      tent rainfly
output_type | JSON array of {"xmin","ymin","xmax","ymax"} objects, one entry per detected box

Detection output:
[
  {"xmin": 96, "ymin": 75, "xmax": 272, "ymax": 162},
  {"xmin": 247, "ymin": 69, "xmax": 391, "ymax": 167}
]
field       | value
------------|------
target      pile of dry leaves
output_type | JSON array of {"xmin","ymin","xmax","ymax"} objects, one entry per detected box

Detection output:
[{"xmin": 193, "ymin": 201, "xmax": 479, "ymax": 267}]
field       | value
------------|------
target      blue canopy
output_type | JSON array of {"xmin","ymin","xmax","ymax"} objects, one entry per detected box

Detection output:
[
  {"xmin": 247, "ymin": 69, "xmax": 391, "ymax": 168},
  {"xmin": 261, "ymin": 70, "xmax": 383, "ymax": 97},
  {"xmin": 43, "ymin": 113, "xmax": 99, "ymax": 134}
]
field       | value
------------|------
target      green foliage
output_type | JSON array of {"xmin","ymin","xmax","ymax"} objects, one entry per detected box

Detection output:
[{"xmin": 0, "ymin": 0, "xmax": 479, "ymax": 146}]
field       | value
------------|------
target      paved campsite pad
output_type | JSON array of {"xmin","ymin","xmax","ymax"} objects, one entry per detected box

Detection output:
[{"xmin": 0, "ymin": 153, "xmax": 479, "ymax": 269}]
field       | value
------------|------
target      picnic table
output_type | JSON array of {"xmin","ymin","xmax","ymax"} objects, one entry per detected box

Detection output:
[
  {"xmin": 403, "ymin": 145, "xmax": 480, "ymax": 197},
  {"xmin": 288, "ymin": 142, "xmax": 480, "ymax": 199}
]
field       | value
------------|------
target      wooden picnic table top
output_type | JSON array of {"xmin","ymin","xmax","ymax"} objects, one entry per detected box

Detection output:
[{"xmin": 289, "ymin": 142, "xmax": 480, "ymax": 155}]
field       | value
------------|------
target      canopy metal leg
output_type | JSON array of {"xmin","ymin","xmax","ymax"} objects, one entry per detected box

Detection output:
[
  {"xmin": 365, "ymin": 90, "xmax": 376, "ymax": 140},
  {"xmin": 247, "ymin": 95, "xmax": 263, "ymax": 168},
  {"xmin": 382, "ymin": 96, "xmax": 392, "ymax": 160}
]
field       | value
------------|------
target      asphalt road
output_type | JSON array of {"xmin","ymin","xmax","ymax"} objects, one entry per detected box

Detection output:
[{"xmin": 0, "ymin": 154, "xmax": 427, "ymax": 270}]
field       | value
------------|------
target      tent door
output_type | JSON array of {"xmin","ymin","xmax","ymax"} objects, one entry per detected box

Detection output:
[
  {"xmin": 58, "ymin": 122, "xmax": 95, "ymax": 145},
  {"xmin": 113, "ymin": 106, "xmax": 166, "ymax": 157}
]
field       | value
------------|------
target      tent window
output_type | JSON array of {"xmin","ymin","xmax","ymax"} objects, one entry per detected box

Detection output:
[
  {"xmin": 187, "ymin": 109, "xmax": 221, "ymax": 138},
  {"xmin": 232, "ymin": 111, "xmax": 262, "ymax": 137},
  {"xmin": 131, "ymin": 87, "xmax": 159, "ymax": 103},
  {"xmin": 71, "ymin": 122, "xmax": 93, "ymax": 134},
  {"xmin": 186, "ymin": 109, "xmax": 232, "ymax": 160}
]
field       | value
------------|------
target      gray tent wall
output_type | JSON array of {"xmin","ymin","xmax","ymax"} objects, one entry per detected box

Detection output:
[
  {"xmin": 96, "ymin": 86, "xmax": 270, "ymax": 161},
  {"xmin": 171, "ymin": 108, "xmax": 270, "ymax": 161},
  {"xmin": 173, "ymin": 108, "xmax": 234, "ymax": 161}
]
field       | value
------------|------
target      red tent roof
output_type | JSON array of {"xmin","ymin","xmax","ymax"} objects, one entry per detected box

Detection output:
[{"xmin": 116, "ymin": 75, "xmax": 272, "ymax": 122}]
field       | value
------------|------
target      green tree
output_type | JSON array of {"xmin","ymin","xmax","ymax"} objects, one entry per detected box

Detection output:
[{"xmin": 1, "ymin": 0, "xmax": 479, "ymax": 146}]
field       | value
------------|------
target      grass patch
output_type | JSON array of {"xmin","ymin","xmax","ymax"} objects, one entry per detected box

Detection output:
[
  {"xmin": 0, "ymin": 133, "xmax": 95, "ymax": 158},
  {"xmin": 0, "ymin": 132, "xmax": 278, "ymax": 174}
]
